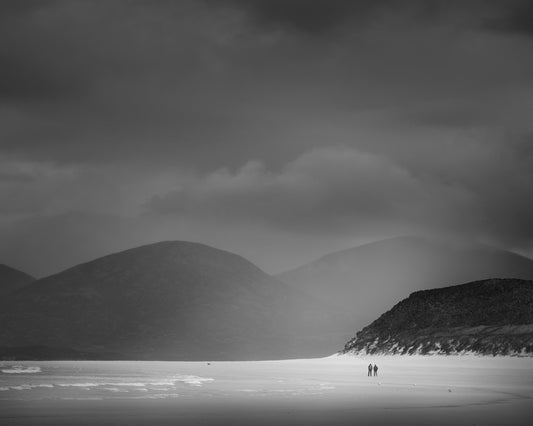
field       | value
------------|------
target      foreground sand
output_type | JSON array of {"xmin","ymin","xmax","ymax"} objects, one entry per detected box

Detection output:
[{"xmin": 1, "ymin": 355, "xmax": 532, "ymax": 425}]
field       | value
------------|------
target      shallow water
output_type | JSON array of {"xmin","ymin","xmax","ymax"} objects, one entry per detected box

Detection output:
[{"xmin": 0, "ymin": 360, "xmax": 216, "ymax": 400}]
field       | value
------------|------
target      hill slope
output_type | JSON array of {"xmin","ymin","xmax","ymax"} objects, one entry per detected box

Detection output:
[
  {"xmin": 0, "ymin": 241, "xmax": 342, "ymax": 360},
  {"xmin": 343, "ymin": 278, "xmax": 533, "ymax": 356},
  {"xmin": 0, "ymin": 264, "xmax": 35, "ymax": 296},
  {"xmin": 277, "ymin": 236, "xmax": 533, "ymax": 344}
]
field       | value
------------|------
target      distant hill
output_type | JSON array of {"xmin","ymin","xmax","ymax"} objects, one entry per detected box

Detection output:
[
  {"xmin": 0, "ymin": 345, "xmax": 124, "ymax": 361},
  {"xmin": 343, "ymin": 278, "xmax": 533, "ymax": 356},
  {"xmin": 0, "ymin": 241, "xmax": 344, "ymax": 360},
  {"xmin": 0, "ymin": 264, "xmax": 34, "ymax": 296},
  {"xmin": 277, "ymin": 236, "xmax": 533, "ymax": 345}
]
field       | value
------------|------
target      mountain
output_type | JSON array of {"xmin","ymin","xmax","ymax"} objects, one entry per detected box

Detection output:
[
  {"xmin": 277, "ymin": 236, "xmax": 533, "ymax": 345},
  {"xmin": 0, "ymin": 345, "xmax": 124, "ymax": 361},
  {"xmin": 0, "ymin": 264, "xmax": 35, "ymax": 296},
  {"xmin": 343, "ymin": 278, "xmax": 533, "ymax": 356},
  {"xmin": 0, "ymin": 241, "xmax": 343, "ymax": 360}
]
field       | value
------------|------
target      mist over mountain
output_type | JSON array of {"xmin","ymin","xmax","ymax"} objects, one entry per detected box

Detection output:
[
  {"xmin": 0, "ymin": 264, "xmax": 34, "ymax": 296},
  {"xmin": 343, "ymin": 279, "xmax": 533, "ymax": 356},
  {"xmin": 277, "ymin": 236, "xmax": 533, "ymax": 344},
  {"xmin": 0, "ymin": 241, "xmax": 344, "ymax": 360}
]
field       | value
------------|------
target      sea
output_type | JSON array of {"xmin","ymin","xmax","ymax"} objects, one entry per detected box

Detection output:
[{"xmin": 0, "ymin": 360, "xmax": 215, "ymax": 402}]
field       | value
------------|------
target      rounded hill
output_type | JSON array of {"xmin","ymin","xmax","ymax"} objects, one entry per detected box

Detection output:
[
  {"xmin": 0, "ymin": 264, "xmax": 34, "ymax": 296},
  {"xmin": 0, "ymin": 241, "xmax": 337, "ymax": 360}
]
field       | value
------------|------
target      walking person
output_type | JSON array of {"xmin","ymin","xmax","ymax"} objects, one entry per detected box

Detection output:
[
  {"xmin": 373, "ymin": 364, "xmax": 378, "ymax": 377},
  {"xmin": 368, "ymin": 363, "xmax": 372, "ymax": 377}
]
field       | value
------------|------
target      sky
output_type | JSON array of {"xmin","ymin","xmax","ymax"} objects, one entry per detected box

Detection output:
[{"xmin": 1, "ymin": 0, "xmax": 533, "ymax": 277}]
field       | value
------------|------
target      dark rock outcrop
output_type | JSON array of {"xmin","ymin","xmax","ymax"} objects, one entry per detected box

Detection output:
[{"xmin": 343, "ymin": 278, "xmax": 533, "ymax": 356}]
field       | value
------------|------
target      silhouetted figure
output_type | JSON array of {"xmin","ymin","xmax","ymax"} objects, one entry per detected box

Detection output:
[
  {"xmin": 368, "ymin": 363, "xmax": 372, "ymax": 376},
  {"xmin": 373, "ymin": 364, "xmax": 378, "ymax": 376}
]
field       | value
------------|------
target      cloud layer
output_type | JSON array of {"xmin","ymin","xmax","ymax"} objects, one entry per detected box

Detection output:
[{"xmin": 1, "ymin": 0, "xmax": 533, "ymax": 275}]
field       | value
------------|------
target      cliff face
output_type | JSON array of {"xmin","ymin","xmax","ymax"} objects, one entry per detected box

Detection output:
[
  {"xmin": 343, "ymin": 279, "xmax": 533, "ymax": 356},
  {"xmin": 0, "ymin": 241, "xmax": 341, "ymax": 360}
]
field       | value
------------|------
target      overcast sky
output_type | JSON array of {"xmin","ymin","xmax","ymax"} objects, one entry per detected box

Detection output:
[{"xmin": 1, "ymin": 0, "xmax": 533, "ymax": 277}]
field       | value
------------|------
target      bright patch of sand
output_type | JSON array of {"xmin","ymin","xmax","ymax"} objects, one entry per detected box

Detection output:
[{"xmin": 0, "ymin": 355, "xmax": 531, "ymax": 425}]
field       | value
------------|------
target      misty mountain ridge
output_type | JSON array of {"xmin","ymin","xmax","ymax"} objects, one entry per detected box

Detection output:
[
  {"xmin": 0, "ymin": 240, "xmax": 345, "ymax": 361},
  {"xmin": 343, "ymin": 278, "xmax": 533, "ymax": 356},
  {"xmin": 2, "ymin": 237, "xmax": 533, "ymax": 361},
  {"xmin": 277, "ymin": 236, "xmax": 533, "ymax": 347},
  {"xmin": 0, "ymin": 264, "xmax": 35, "ymax": 296}
]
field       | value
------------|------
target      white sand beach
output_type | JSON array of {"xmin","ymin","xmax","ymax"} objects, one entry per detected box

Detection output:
[{"xmin": 0, "ymin": 355, "xmax": 531, "ymax": 426}]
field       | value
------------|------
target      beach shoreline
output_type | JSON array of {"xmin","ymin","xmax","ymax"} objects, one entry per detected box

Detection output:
[{"xmin": 1, "ymin": 355, "xmax": 531, "ymax": 425}]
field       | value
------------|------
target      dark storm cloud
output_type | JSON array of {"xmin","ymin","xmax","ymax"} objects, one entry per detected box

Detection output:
[
  {"xmin": 0, "ymin": 1, "xmax": 86, "ymax": 101},
  {"xmin": 144, "ymin": 146, "xmax": 473, "ymax": 235},
  {"xmin": 0, "ymin": 0, "xmax": 315, "ymax": 167},
  {"xmin": 147, "ymin": 140, "xmax": 533, "ymax": 249},
  {"xmin": 485, "ymin": 0, "xmax": 533, "ymax": 37},
  {"xmin": 1, "ymin": 0, "xmax": 531, "ymax": 166},
  {"xmin": 0, "ymin": 170, "xmax": 36, "ymax": 184},
  {"xmin": 1, "ymin": 0, "xmax": 533, "ymax": 275},
  {"xmin": 227, "ymin": 0, "xmax": 496, "ymax": 35},
  {"xmin": 225, "ymin": 0, "xmax": 387, "ymax": 35},
  {"xmin": 0, "ymin": 0, "xmax": 199, "ymax": 162},
  {"xmin": 225, "ymin": 0, "xmax": 523, "ymax": 36}
]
